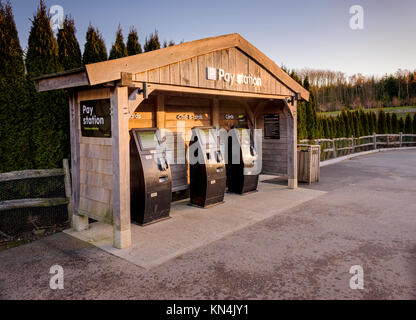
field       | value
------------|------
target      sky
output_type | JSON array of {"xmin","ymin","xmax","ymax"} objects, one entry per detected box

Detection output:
[{"xmin": 8, "ymin": 0, "xmax": 416, "ymax": 77}]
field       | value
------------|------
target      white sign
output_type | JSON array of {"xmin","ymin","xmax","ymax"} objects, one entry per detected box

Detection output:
[{"xmin": 206, "ymin": 67, "xmax": 262, "ymax": 87}]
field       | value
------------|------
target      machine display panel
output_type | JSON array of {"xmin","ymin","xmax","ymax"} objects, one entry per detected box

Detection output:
[
  {"xmin": 138, "ymin": 131, "xmax": 160, "ymax": 150},
  {"xmin": 199, "ymin": 129, "xmax": 216, "ymax": 147}
]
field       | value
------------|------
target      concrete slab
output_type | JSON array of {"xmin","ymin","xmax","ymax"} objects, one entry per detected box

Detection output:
[{"xmin": 64, "ymin": 179, "xmax": 326, "ymax": 269}]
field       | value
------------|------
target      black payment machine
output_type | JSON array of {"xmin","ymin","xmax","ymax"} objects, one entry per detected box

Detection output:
[
  {"xmin": 189, "ymin": 127, "xmax": 226, "ymax": 208},
  {"xmin": 227, "ymin": 128, "xmax": 259, "ymax": 194},
  {"xmin": 130, "ymin": 128, "xmax": 172, "ymax": 225}
]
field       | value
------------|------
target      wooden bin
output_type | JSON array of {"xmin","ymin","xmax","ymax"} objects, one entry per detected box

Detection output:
[{"xmin": 298, "ymin": 145, "xmax": 320, "ymax": 184}]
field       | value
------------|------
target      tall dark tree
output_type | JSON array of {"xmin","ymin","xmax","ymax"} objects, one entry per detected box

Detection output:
[
  {"xmin": 0, "ymin": 1, "xmax": 32, "ymax": 171},
  {"xmin": 377, "ymin": 110, "xmax": 387, "ymax": 134},
  {"xmin": 398, "ymin": 118, "xmax": 405, "ymax": 133},
  {"xmin": 109, "ymin": 25, "xmax": 127, "ymax": 60},
  {"xmin": 404, "ymin": 114, "xmax": 413, "ymax": 134},
  {"xmin": 144, "ymin": 30, "xmax": 161, "ymax": 52},
  {"xmin": 386, "ymin": 112, "xmax": 392, "ymax": 134},
  {"xmin": 26, "ymin": 0, "xmax": 68, "ymax": 169},
  {"xmin": 83, "ymin": 24, "xmax": 107, "ymax": 64},
  {"xmin": 391, "ymin": 113, "xmax": 399, "ymax": 134},
  {"xmin": 57, "ymin": 15, "xmax": 82, "ymax": 70},
  {"xmin": 413, "ymin": 114, "xmax": 416, "ymax": 134},
  {"xmin": 26, "ymin": 0, "xmax": 62, "ymax": 77},
  {"xmin": 126, "ymin": 27, "xmax": 142, "ymax": 56}
]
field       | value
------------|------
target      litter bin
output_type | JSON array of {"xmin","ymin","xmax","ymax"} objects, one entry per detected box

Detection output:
[{"xmin": 297, "ymin": 145, "xmax": 320, "ymax": 184}]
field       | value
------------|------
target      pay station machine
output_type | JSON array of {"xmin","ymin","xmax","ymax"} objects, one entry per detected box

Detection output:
[
  {"xmin": 227, "ymin": 128, "xmax": 259, "ymax": 194},
  {"xmin": 189, "ymin": 127, "xmax": 226, "ymax": 208},
  {"xmin": 130, "ymin": 128, "xmax": 172, "ymax": 225}
]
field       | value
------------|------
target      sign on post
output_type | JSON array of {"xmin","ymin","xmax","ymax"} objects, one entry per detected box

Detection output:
[{"xmin": 80, "ymin": 99, "xmax": 112, "ymax": 138}]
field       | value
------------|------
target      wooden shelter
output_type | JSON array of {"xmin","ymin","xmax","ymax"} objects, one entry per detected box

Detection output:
[{"xmin": 34, "ymin": 33, "xmax": 309, "ymax": 249}]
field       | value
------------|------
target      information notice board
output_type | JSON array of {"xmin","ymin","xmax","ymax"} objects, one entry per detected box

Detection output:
[
  {"xmin": 264, "ymin": 114, "xmax": 280, "ymax": 139},
  {"xmin": 80, "ymin": 99, "xmax": 111, "ymax": 138}
]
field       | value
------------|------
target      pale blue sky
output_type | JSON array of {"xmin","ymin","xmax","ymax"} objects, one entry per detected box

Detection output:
[{"xmin": 9, "ymin": 0, "xmax": 416, "ymax": 77}]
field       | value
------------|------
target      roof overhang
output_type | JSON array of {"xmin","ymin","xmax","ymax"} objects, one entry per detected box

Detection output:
[{"xmin": 33, "ymin": 33, "xmax": 309, "ymax": 101}]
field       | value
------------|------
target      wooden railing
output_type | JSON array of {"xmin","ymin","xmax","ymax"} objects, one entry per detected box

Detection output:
[
  {"xmin": 0, "ymin": 159, "xmax": 72, "ymax": 215},
  {"xmin": 300, "ymin": 133, "xmax": 416, "ymax": 161}
]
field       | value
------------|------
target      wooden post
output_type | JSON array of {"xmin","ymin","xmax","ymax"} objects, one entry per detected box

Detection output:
[
  {"xmin": 351, "ymin": 135, "xmax": 354, "ymax": 153},
  {"xmin": 111, "ymin": 86, "xmax": 131, "ymax": 249},
  {"xmin": 387, "ymin": 135, "xmax": 390, "ymax": 147},
  {"xmin": 373, "ymin": 132, "xmax": 377, "ymax": 150},
  {"xmin": 62, "ymin": 159, "xmax": 73, "ymax": 224},
  {"xmin": 156, "ymin": 94, "xmax": 165, "ymax": 129},
  {"xmin": 399, "ymin": 132, "xmax": 403, "ymax": 148},
  {"xmin": 69, "ymin": 91, "xmax": 88, "ymax": 231},
  {"xmin": 286, "ymin": 102, "xmax": 297, "ymax": 189},
  {"xmin": 332, "ymin": 139, "xmax": 337, "ymax": 159},
  {"xmin": 212, "ymin": 98, "xmax": 220, "ymax": 128}
]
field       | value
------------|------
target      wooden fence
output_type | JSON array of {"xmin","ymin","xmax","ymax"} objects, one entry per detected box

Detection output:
[
  {"xmin": 300, "ymin": 133, "xmax": 416, "ymax": 161},
  {"xmin": 0, "ymin": 159, "xmax": 72, "ymax": 223}
]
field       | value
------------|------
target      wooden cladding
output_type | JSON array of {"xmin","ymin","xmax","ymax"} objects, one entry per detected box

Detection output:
[{"xmin": 133, "ymin": 48, "xmax": 293, "ymax": 97}]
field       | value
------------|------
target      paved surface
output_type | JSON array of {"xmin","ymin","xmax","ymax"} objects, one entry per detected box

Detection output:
[
  {"xmin": 64, "ymin": 183, "xmax": 325, "ymax": 269},
  {"xmin": 0, "ymin": 149, "xmax": 415, "ymax": 299}
]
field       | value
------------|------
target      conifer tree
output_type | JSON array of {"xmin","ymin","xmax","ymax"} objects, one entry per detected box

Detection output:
[
  {"xmin": 391, "ymin": 113, "xmax": 399, "ymax": 134},
  {"xmin": 367, "ymin": 112, "xmax": 374, "ymax": 135},
  {"xmin": 386, "ymin": 112, "xmax": 392, "ymax": 134},
  {"xmin": 398, "ymin": 118, "xmax": 405, "ymax": 133},
  {"xmin": 371, "ymin": 112, "xmax": 377, "ymax": 134},
  {"xmin": 109, "ymin": 25, "xmax": 128, "ymax": 60},
  {"xmin": 26, "ymin": 0, "xmax": 62, "ymax": 77},
  {"xmin": 144, "ymin": 30, "xmax": 161, "ymax": 52},
  {"xmin": 26, "ymin": 0, "xmax": 68, "ymax": 168},
  {"xmin": 83, "ymin": 24, "xmax": 107, "ymax": 64},
  {"xmin": 0, "ymin": 1, "xmax": 32, "ymax": 171},
  {"xmin": 57, "ymin": 15, "xmax": 82, "ymax": 70},
  {"xmin": 404, "ymin": 114, "xmax": 413, "ymax": 134},
  {"xmin": 413, "ymin": 114, "xmax": 416, "ymax": 134},
  {"xmin": 322, "ymin": 117, "xmax": 329, "ymax": 138},
  {"xmin": 377, "ymin": 110, "xmax": 387, "ymax": 134},
  {"xmin": 126, "ymin": 27, "xmax": 142, "ymax": 56}
]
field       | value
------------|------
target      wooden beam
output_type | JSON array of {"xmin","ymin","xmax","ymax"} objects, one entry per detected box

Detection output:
[
  {"xmin": 0, "ymin": 168, "xmax": 64, "ymax": 182},
  {"xmin": 69, "ymin": 91, "xmax": 81, "ymax": 215},
  {"xmin": 284, "ymin": 99, "xmax": 298, "ymax": 189},
  {"xmin": 156, "ymin": 94, "xmax": 165, "ymax": 128},
  {"xmin": 0, "ymin": 198, "xmax": 69, "ymax": 211},
  {"xmin": 111, "ymin": 86, "xmax": 131, "ymax": 249},
  {"xmin": 212, "ymin": 98, "xmax": 220, "ymax": 127},
  {"xmin": 145, "ymin": 83, "xmax": 288, "ymax": 100},
  {"xmin": 35, "ymin": 70, "xmax": 89, "ymax": 92}
]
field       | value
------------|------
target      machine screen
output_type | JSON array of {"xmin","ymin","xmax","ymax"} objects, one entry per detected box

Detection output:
[
  {"xmin": 200, "ymin": 129, "xmax": 216, "ymax": 147},
  {"xmin": 238, "ymin": 128, "xmax": 252, "ymax": 145},
  {"xmin": 138, "ymin": 131, "xmax": 160, "ymax": 150}
]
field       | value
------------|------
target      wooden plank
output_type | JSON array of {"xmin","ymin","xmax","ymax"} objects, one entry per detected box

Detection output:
[
  {"xmin": 169, "ymin": 63, "xmax": 181, "ymax": 85},
  {"xmin": 35, "ymin": 70, "xmax": 89, "ymax": 92},
  {"xmin": 212, "ymin": 98, "xmax": 220, "ymax": 127},
  {"xmin": 156, "ymin": 95, "xmax": 165, "ymax": 129},
  {"xmin": 63, "ymin": 159, "xmax": 73, "ymax": 224},
  {"xmin": 0, "ymin": 168, "xmax": 64, "ymax": 182},
  {"xmin": 70, "ymin": 92, "xmax": 81, "ymax": 215},
  {"xmin": 80, "ymin": 144, "xmax": 112, "ymax": 161},
  {"xmin": 111, "ymin": 86, "xmax": 131, "ymax": 248},
  {"xmin": 80, "ymin": 158, "xmax": 113, "ymax": 175},
  {"xmin": 80, "ymin": 183, "xmax": 112, "ymax": 204},
  {"xmin": 80, "ymin": 170, "xmax": 113, "ymax": 190},
  {"xmin": 0, "ymin": 198, "xmax": 69, "ymax": 211}
]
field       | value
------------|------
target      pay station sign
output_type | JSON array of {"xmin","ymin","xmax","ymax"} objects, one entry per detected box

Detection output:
[
  {"xmin": 80, "ymin": 99, "xmax": 111, "ymax": 138},
  {"xmin": 206, "ymin": 67, "xmax": 262, "ymax": 87}
]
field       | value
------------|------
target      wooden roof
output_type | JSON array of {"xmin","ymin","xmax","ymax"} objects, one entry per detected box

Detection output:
[{"xmin": 34, "ymin": 33, "xmax": 309, "ymax": 101}]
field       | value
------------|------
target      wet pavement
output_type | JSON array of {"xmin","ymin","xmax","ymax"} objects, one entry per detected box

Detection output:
[{"xmin": 1, "ymin": 149, "xmax": 415, "ymax": 299}]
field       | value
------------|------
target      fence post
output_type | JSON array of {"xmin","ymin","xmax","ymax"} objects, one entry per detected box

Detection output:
[
  {"xmin": 63, "ymin": 159, "xmax": 73, "ymax": 225},
  {"xmin": 351, "ymin": 135, "xmax": 354, "ymax": 153},
  {"xmin": 373, "ymin": 132, "xmax": 377, "ymax": 150},
  {"xmin": 332, "ymin": 139, "xmax": 337, "ymax": 159},
  {"xmin": 387, "ymin": 134, "xmax": 390, "ymax": 148},
  {"xmin": 399, "ymin": 132, "xmax": 403, "ymax": 148}
]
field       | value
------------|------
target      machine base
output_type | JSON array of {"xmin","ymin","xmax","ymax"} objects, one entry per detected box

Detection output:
[{"xmin": 133, "ymin": 216, "xmax": 172, "ymax": 227}]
